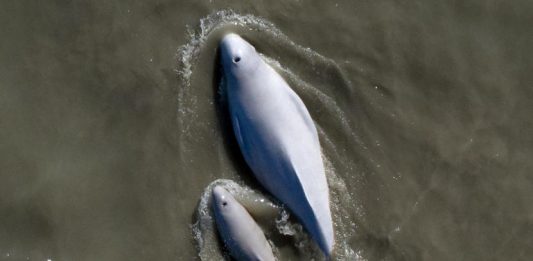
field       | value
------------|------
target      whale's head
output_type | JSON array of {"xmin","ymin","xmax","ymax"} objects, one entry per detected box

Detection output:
[
  {"xmin": 219, "ymin": 33, "xmax": 261, "ymax": 81},
  {"xmin": 212, "ymin": 186, "xmax": 238, "ymax": 217}
]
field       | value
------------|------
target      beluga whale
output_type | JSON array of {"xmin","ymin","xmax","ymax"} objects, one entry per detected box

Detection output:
[
  {"xmin": 212, "ymin": 186, "xmax": 276, "ymax": 261},
  {"xmin": 220, "ymin": 33, "xmax": 335, "ymax": 256}
]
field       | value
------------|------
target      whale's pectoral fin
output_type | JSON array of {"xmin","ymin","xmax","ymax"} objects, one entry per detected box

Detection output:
[
  {"xmin": 232, "ymin": 115, "xmax": 245, "ymax": 148},
  {"xmin": 232, "ymin": 115, "xmax": 256, "ymax": 167}
]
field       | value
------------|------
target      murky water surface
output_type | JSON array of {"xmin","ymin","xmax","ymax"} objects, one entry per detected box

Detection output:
[{"xmin": 1, "ymin": 1, "xmax": 533, "ymax": 260}]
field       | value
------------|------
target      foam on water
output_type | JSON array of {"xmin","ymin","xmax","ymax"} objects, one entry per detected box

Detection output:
[
  {"xmin": 178, "ymin": 10, "xmax": 365, "ymax": 260},
  {"xmin": 175, "ymin": 10, "xmax": 351, "ymax": 135},
  {"xmin": 176, "ymin": 10, "xmax": 332, "ymax": 88}
]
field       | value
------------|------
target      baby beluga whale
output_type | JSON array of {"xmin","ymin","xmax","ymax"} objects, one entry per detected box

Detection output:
[
  {"xmin": 212, "ymin": 186, "xmax": 276, "ymax": 261},
  {"xmin": 220, "ymin": 33, "xmax": 335, "ymax": 256}
]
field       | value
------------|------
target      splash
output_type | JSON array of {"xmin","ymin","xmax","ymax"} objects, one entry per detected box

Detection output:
[
  {"xmin": 176, "ymin": 9, "xmax": 332, "ymax": 89},
  {"xmin": 177, "ymin": 10, "xmax": 271, "ymax": 87},
  {"xmin": 175, "ymin": 9, "xmax": 343, "ymax": 133},
  {"xmin": 178, "ymin": 10, "xmax": 365, "ymax": 261}
]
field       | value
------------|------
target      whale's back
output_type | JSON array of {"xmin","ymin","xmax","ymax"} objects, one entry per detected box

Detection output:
[{"xmin": 224, "ymin": 43, "xmax": 334, "ymax": 255}]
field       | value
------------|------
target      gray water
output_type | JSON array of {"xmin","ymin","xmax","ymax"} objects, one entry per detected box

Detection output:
[{"xmin": 1, "ymin": 1, "xmax": 533, "ymax": 260}]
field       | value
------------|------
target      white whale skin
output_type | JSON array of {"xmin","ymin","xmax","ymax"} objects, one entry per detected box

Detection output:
[
  {"xmin": 212, "ymin": 186, "xmax": 276, "ymax": 261},
  {"xmin": 220, "ymin": 33, "xmax": 334, "ymax": 256}
]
